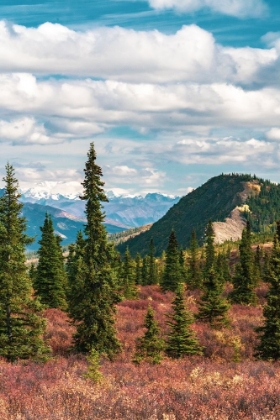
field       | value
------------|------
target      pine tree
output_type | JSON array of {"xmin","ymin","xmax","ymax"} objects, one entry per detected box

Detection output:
[
  {"xmin": 196, "ymin": 266, "xmax": 230, "ymax": 328},
  {"xmin": 0, "ymin": 164, "xmax": 49, "ymax": 361},
  {"xmin": 263, "ymin": 251, "xmax": 271, "ymax": 283},
  {"xmin": 66, "ymin": 231, "xmax": 87, "ymax": 315},
  {"xmin": 121, "ymin": 247, "xmax": 138, "ymax": 299},
  {"xmin": 204, "ymin": 220, "xmax": 215, "ymax": 278},
  {"xmin": 253, "ymin": 245, "xmax": 262, "ymax": 286},
  {"xmin": 161, "ymin": 230, "xmax": 182, "ymax": 292},
  {"xmin": 230, "ymin": 222, "xmax": 257, "ymax": 305},
  {"xmin": 133, "ymin": 305, "xmax": 165, "ymax": 364},
  {"xmin": 34, "ymin": 214, "xmax": 68, "ymax": 310},
  {"xmin": 135, "ymin": 253, "xmax": 142, "ymax": 285},
  {"xmin": 255, "ymin": 235, "xmax": 280, "ymax": 360},
  {"xmin": 29, "ymin": 263, "xmax": 37, "ymax": 283},
  {"xmin": 165, "ymin": 284, "xmax": 202, "ymax": 358},
  {"xmin": 187, "ymin": 229, "xmax": 202, "ymax": 289},
  {"xmin": 215, "ymin": 251, "xmax": 231, "ymax": 284},
  {"xmin": 179, "ymin": 250, "xmax": 188, "ymax": 283},
  {"xmin": 141, "ymin": 255, "xmax": 149, "ymax": 286},
  {"xmin": 148, "ymin": 238, "xmax": 158, "ymax": 285},
  {"xmin": 69, "ymin": 143, "xmax": 121, "ymax": 358}
]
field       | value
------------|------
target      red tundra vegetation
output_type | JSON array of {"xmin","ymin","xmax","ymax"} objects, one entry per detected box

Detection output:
[{"xmin": 1, "ymin": 285, "xmax": 280, "ymax": 419}]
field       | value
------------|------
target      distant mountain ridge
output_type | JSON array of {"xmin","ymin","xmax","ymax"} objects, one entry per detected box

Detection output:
[
  {"xmin": 20, "ymin": 189, "xmax": 180, "ymax": 229},
  {"xmin": 0, "ymin": 188, "xmax": 180, "ymax": 250},
  {"xmin": 117, "ymin": 173, "xmax": 280, "ymax": 256}
]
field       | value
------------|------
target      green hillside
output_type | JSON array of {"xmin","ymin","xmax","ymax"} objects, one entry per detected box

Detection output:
[
  {"xmin": 244, "ymin": 180, "xmax": 280, "ymax": 232},
  {"xmin": 117, "ymin": 173, "xmax": 253, "ymax": 256},
  {"xmin": 117, "ymin": 173, "xmax": 280, "ymax": 257}
]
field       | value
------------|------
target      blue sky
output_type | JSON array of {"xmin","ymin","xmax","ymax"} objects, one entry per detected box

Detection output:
[{"xmin": 0, "ymin": 0, "xmax": 280, "ymax": 196}]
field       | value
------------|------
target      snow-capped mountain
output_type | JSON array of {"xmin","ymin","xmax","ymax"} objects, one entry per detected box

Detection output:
[
  {"xmin": 20, "ymin": 189, "xmax": 181, "ymax": 228},
  {"xmin": 0, "ymin": 187, "xmax": 181, "ymax": 250}
]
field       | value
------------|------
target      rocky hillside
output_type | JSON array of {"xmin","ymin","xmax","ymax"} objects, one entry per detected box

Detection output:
[{"xmin": 117, "ymin": 173, "xmax": 279, "ymax": 256}]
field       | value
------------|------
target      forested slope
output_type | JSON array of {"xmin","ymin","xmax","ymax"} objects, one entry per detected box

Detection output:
[{"xmin": 117, "ymin": 173, "xmax": 253, "ymax": 256}]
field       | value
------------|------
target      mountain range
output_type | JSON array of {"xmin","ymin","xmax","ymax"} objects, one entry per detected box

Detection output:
[
  {"xmin": 3, "ymin": 173, "xmax": 279, "ymax": 254},
  {"xmin": 0, "ymin": 188, "xmax": 180, "ymax": 251},
  {"xmin": 117, "ymin": 173, "xmax": 280, "ymax": 256}
]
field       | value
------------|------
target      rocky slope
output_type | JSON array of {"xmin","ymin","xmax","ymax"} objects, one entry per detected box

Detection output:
[{"xmin": 117, "ymin": 174, "xmax": 275, "ymax": 256}]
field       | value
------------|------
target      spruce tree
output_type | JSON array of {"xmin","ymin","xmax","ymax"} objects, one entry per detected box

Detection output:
[
  {"xmin": 187, "ymin": 229, "xmax": 202, "ymax": 289},
  {"xmin": 253, "ymin": 245, "xmax": 262, "ymax": 286},
  {"xmin": 141, "ymin": 255, "xmax": 149, "ymax": 286},
  {"xmin": 196, "ymin": 266, "xmax": 230, "ymax": 328},
  {"xmin": 179, "ymin": 250, "xmax": 188, "ymax": 283},
  {"xmin": 229, "ymin": 222, "xmax": 257, "ymax": 305},
  {"xmin": 135, "ymin": 253, "xmax": 142, "ymax": 285},
  {"xmin": 165, "ymin": 284, "xmax": 202, "ymax": 358},
  {"xmin": 148, "ymin": 238, "xmax": 158, "ymax": 285},
  {"xmin": 216, "ymin": 252, "xmax": 231, "ymax": 285},
  {"xmin": 161, "ymin": 230, "xmax": 182, "ymax": 292},
  {"xmin": 34, "ymin": 214, "xmax": 68, "ymax": 310},
  {"xmin": 204, "ymin": 220, "xmax": 215, "ymax": 278},
  {"xmin": 121, "ymin": 247, "xmax": 138, "ymax": 299},
  {"xmin": 255, "ymin": 235, "xmax": 280, "ymax": 360},
  {"xmin": 0, "ymin": 164, "xmax": 49, "ymax": 361},
  {"xmin": 133, "ymin": 305, "xmax": 165, "ymax": 364},
  {"xmin": 69, "ymin": 143, "xmax": 121, "ymax": 358},
  {"xmin": 263, "ymin": 251, "xmax": 271, "ymax": 283},
  {"xmin": 66, "ymin": 231, "xmax": 87, "ymax": 315}
]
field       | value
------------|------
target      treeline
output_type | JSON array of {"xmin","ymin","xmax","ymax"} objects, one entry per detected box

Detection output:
[{"xmin": 1, "ymin": 143, "xmax": 280, "ymax": 367}]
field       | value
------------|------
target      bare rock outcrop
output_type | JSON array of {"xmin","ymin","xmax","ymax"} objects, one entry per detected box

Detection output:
[
  {"xmin": 213, "ymin": 180, "xmax": 261, "ymax": 244},
  {"xmin": 213, "ymin": 207, "xmax": 246, "ymax": 244}
]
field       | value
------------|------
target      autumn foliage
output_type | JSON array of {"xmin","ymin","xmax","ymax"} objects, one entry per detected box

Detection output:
[{"xmin": 0, "ymin": 284, "xmax": 279, "ymax": 419}]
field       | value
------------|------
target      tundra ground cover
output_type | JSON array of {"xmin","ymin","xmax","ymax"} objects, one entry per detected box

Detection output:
[{"xmin": 0, "ymin": 285, "xmax": 279, "ymax": 420}]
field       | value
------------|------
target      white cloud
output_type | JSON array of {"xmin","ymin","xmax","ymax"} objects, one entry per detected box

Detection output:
[
  {"xmin": 266, "ymin": 128, "xmax": 280, "ymax": 141},
  {"xmin": 0, "ymin": 75, "xmax": 279, "ymax": 136},
  {"xmin": 109, "ymin": 165, "xmax": 138, "ymax": 176},
  {"xmin": 15, "ymin": 167, "xmax": 83, "ymax": 193},
  {"xmin": 0, "ymin": 21, "xmax": 276, "ymax": 86},
  {"xmin": 0, "ymin": 117, "xmax": 64, "ymax": 145},
  {"xmin": 103, "ymin": 164, "xmax": 165, "ymax": 190},
  {"xmin": 147, "ymin": 0, "xmax": 268, "ymax": 18}
]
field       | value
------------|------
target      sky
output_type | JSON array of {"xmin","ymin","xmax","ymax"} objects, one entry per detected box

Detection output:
[{"xmin": 0, "ymin": 0, "xmax": 280, "ymax": 196}]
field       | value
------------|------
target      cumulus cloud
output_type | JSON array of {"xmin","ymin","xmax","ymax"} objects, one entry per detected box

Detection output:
[
  {"xmin": 15, "ymin": 167, "xmax": 83, "ymax": 193},
  {"xmin": 0, "ymin": 75, "xmax": 279, "ymax": 136},
  {"xmin": 0, "ymin": 21, "xmax": 277, "ymax": 86},
  {"xmin": 0, "ymin": 117, "xmax": 64, "ymax": 145},
  {"xmin": 104, "ymin": 164, "xmax": 165, "ymax": 190},
  {"xmin": 266, "ymin": 128, "xmax": 280, "ymax": 141},
  {"xmin": 147, "ymin": 0, "xmax": 268, "ymax": 18}
]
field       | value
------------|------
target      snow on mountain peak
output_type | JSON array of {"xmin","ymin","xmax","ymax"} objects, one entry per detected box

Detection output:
[{"xmin": 21, "ymin": 181, "xmax": 81, "ymax": 200}]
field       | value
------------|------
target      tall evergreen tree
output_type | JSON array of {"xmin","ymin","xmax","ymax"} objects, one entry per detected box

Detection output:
[
  {"xmin": 179, "ymin": 250, "xmax": 188, "ymax": 284},
  {"xmin": 229, "ymin": 222, "xmax": 257, "ymax": 305},
  {"xmin": 0, "ymin": 164, "xmax": 49, "ymax": 361},
  {"xmin": 148, "ymin": 238, "xmax": 158, "ymax": 285},
  {"xmin": 141, "ymin": 255, "xmax": 149, "ymax": 286},
  {"xmin": 196, "ymin": 266, "xmax": 230, "ymax": 328},
  {"xmin": 187, "ymin": 229, "xmax": 202, "ymax": 289},
  {"xmin": 135, "ymin": 253, "xmax": 142, "ymax": 285},
  {"xmin": 34, "ymin": 214, "xmax": 68, "ymax": 310},
  {"xmin": 204, "ymin": 220, "xmax": 216, "ymax": 278},
  {"xmin": 253, "ymin": 245, "xmax": 262, "ymax": 286},
  {"xmin": 216, "ymin": 251, "xmax": 231, "ymax": 285},
  {"xmin": 161, "ymin": 230, "xmax": 182, "ymax": 292},
  {"xmin": 66, "ymin": 231, "xmax": 86, "ymax": 314},
  {"xmin": 263, "ymin": 251, "xmax": 271, "ymax": 283},
  {"xmin": 133, "ymin": 304, "xmax": 165, "ymax": 364},
  {"xmin": 69, "ymin": 143, "xmax": 121, "ymax": 358},
  {"xmin": 121, "ymin": 247, "xmax": 138, "ymax": 299},
  {"xmin": 165, "ymin": 284, "xmax": 202, "ymax": 358},
  {"xmin": 255, "ymin": 235, "xmax": 280, "ymax": 360}
]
